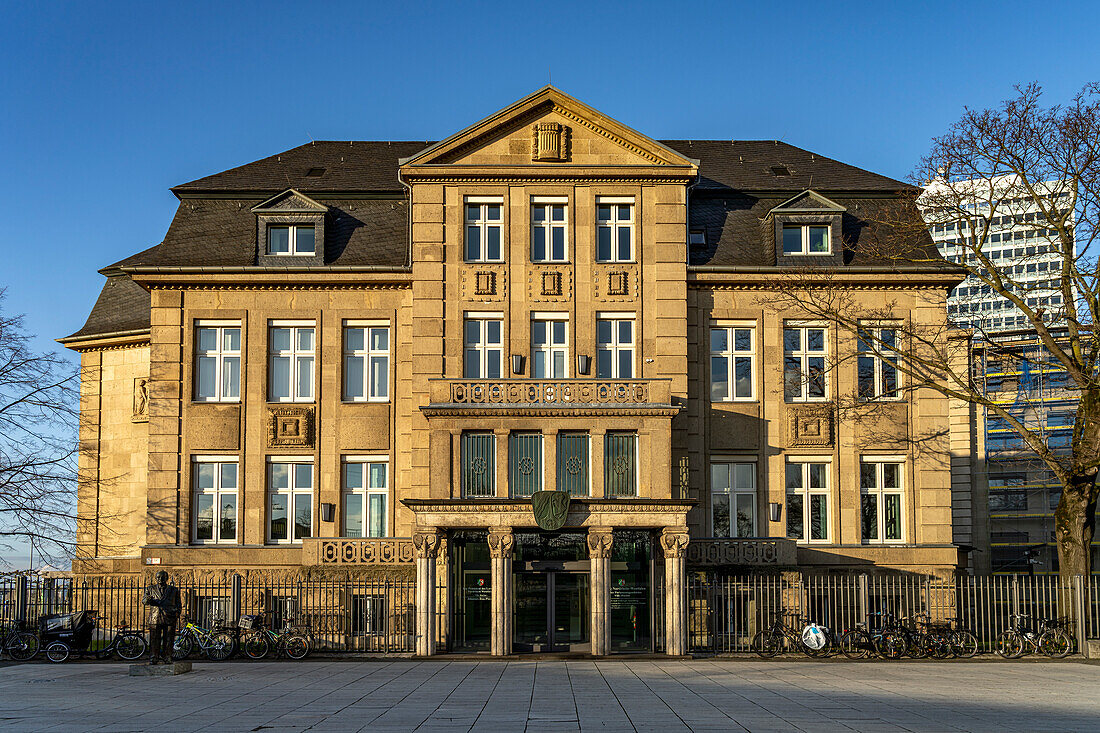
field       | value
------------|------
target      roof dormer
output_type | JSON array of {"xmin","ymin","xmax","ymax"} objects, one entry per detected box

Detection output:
[
  {"xmin": 769, "ymin": 190, "xmax": 846, "ymax": 266},
  {"xmin": 252, "ymin": 189, "xmax": 328, "ymax": 266}
]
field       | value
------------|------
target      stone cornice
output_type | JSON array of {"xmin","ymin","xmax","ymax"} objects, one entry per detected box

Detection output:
[
  {"xmin": 687, "ymin": 269, "xmax": 961, "ymax": 290},
  {"xmin": 58, "ymin": 330, "xmax": 151, "ymax": 353},
  {"xmin": 421, "ymin": 404, "xmax": 680, "ymax": 418}
]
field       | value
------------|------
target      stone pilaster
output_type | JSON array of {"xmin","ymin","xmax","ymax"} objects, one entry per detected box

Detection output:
[
  {"xmin": 660, "ymin": 528, "xmax": 690, "ymax": 656},
  {"xmin": 413, "ymin": 529, "xmax": 441, "ymax": 656},
  {"xmin": 587, "ymin": 527, "xmax": 613, "ymax": 656},
  {"xmin": 487, "ymin": 528, "xmax": 514, "ymax": 656}
]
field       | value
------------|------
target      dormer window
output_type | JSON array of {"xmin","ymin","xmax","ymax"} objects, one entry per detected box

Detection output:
[
  {"xmin": 268, "ymin": 225, "xmax": 316, "ymax": 256},
  {"xmin": 782, "ymin": 224, "xmax": 830, "ymax": 255}
]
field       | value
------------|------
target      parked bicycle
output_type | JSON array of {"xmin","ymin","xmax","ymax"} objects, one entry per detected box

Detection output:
[
  {"xmin": 900, "ymin": 613, "xmax": 953, "ymax": 659},
  {"xmin": 0, "ymin": 619, "xmax": 39, "ymax": 661},
  {"xmin": 944, "ymin": 616, "xmax": 979, "ymax": 658},
  {"xmin": 89, "ymin": 616, "xmax": 148, "ymax": 661},
  {"xmin": 996, "ymin": 613, "xmax": 1073, "ymax": 659},
  {"xmin": 237, "ymin": 612, "xmax": 311, "ymax": 660},
  {"xmin": 171, "ymin": 616, "xmax": 235, "ymax": 661},
  {"xmin": 837, "ymin": 612, "xmax": 909, "ymax": 660},
  {"xmin": 752, "ymin": 607, "xmax": 832, "ymax": 658}
]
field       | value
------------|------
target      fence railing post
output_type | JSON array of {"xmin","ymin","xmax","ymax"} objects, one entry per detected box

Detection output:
[
  {"xmin": 1073, "ymin": 574, "xmax": 1088, "ymax": 657},
  {"xmin": 1011, "ymin": 575, "xmax": 1020, "ymax": 620},
  {"xmin": 231, "ymin": 574, "xmax": 242, "ymax": 627},
  {"xmin": 15, "ymin": 575, "xmax": 28, "ymax": 625},
  {"xmin": 858, "ymin": 574, "xmax": 868, "ymax": 622}
]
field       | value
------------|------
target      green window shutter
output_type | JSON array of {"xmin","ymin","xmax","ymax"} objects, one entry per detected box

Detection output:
[
  {"xmin": 557, "ymin": 432, "xmax": 590, "ymax": 496},
  {"xmin": 462, "ymin": 432, "xmax": 495, "ymax": 497},
  {"xmin": 508, "ymin": 433, "xmax": 543, "ymax": 498},
  {"xmin": 604, "ymin": 432, "xmax": 637, "ymax": 497}
]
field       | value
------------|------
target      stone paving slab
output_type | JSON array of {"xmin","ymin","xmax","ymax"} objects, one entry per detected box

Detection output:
[{"xmin": 1, "ymin": 659, "xmax": 1099, "ymax": 732}]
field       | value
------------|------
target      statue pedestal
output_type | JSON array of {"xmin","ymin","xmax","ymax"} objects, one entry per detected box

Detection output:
[{"xmin": 128, "ymin": 662, "xmax": 192, "ymax": 677}]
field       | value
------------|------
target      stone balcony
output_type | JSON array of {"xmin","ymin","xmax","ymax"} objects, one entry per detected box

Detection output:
[
  {"xmin": 303, "ymin": 537, "xmax": 415, "ymax": 565},
  {"xmin": 424, "ymin": 378, "xmax": 677, "ymax": 417},
  {"xmin": 686, "ymin": 538, "xmax": 797, "ymax": 566}
]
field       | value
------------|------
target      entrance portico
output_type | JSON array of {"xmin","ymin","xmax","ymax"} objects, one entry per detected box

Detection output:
[{"xmin": 405, "ymin": 498, "xmax": 694, "ymax": 656}]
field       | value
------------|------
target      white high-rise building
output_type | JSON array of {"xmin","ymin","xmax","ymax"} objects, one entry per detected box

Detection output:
[{"xmin": 921, "ymin": 175, "xmax": 1074, "ymax": 332}]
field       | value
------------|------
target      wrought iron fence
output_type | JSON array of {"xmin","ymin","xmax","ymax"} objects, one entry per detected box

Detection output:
[{"xmin": 688, "ymin": 572, "xmax": 1100, "ymax": 654}]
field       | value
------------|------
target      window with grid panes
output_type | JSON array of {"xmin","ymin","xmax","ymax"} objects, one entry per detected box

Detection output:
[
  {"xmin": 343, "ymin": 325, "xmax": 389, "ymax": 401},
  {"xmin": 860, "ymin": 461, "xmax": 903, "ymax": 543},
  {"xmin": 194, "ymin": 325, "xmax": 241, "ymax": 402},
  {"xmin": 531, "ymin": 199, "xmax": 567, "ymax": 262},
  {"xmin": 783, "ymin": 325, "xmax": 827, "ymax": 401},
  {"xmin": 597, "ymin": 318, "xmax": 634, "ymax": 378},
  {"xmin": 711, "ymin": 462, "xmax": 756, "ymax": 538},
  {"xmin": 269, "ymin": 461, "xmax": 313, "ymax": 543},
  {"xmin": 786, "ymin": 462, "xmax": 829, "ymax": 542},
  {"xmin": 343, "ymin": 460, "xmax": 388, "ymax": 538},
  {"xmin": 464, "ymin": 318, "xmax": 503, "ymax": 379},
  {"xmin": 508, "ymin": 432, "xmax": 543, "ymax": 497},
  {"xmin": 193, "ymin": 459, "xmax": 237, "ymax": 543},
  {"xmin": 465, "ymin": 200, "xmax": 503, "ymax": 262},
  {"xmin": 267, "ymin": 224, "xmax": 315, "ymax": 255},
  {"xmin": 596, "ymin": 200, "xmax": 633, "ymax": 262},
  {"xmin": 604, "ymin": 431, "xmax": 638, "ymax": 497},
  {"xmin": 710, "ymin": 326, "xmax": 755, "ymax": 401},
  {"xmin": 857, "ymin": 326, "xmax": 900, "ymax": 399},
  {"xmin": 531, "ymin": 316, "xmax": 568, "ymax": 378},
  {"xmin": 268, "ymin": 324, "xmax": 314, "ymax": 402}
]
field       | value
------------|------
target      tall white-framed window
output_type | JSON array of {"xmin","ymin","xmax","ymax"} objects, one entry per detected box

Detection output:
[
  {"xmin": 531, "ymin": 197, "xmax": 568, "ymax": 262},
  {"xmin": 267, "ymin": 224, "xmax": 316, "ymax": 256},
  {"xmin": 465, "ymin": 197, "xmax": 503, "ymax": 262},
  {"xmin": 343, "ymin": 458, "xmax": 388, "ymax": 538},
  {"xmin": 596, "ymin": 197, "xmax": 634, "ymax": 262},
  {"xmin": 860, "ymin": 459, "xmax": 904, "ymax": 543},
  {"xmin": 711, "ymin": 461, "xmax": 756, "ymax": 538},
  {"xmin": 597, "ymin": 314, "xmax": 634, "ymax": 378},
  {"xmin": 343, "ymin": 322, "xmax": 390, "ymax": 402},
  {"xmin": 786, "ymin": 460, "xmax": 830, "ymax": 542},
  {"xmin": 268, "ymin": 459, "xmax": 313, "ymax": 544},
  {"xmin": 783, "ymin": 324, "xmax": 828, "ymax": 402},
  {"xmin": 531, "ymin": 313, "xmax": 568, "ymax": 378},
  {"xmin": 194, "ymin": 322, "xmax": 241, "ymax": 402},
  {"xmin": 268, "ymin": 322, "xmax": 315, "ymax": 402},
  {"xmin": 192, "ymin": 457, "xmax": 238, "ymax": 544},
  {"xmin": 782, "ymin": 224, "xmax": 830, "ymax": 255},
  {"xmin": 857, "ymin": 325, "xmax": 901, "ymax": 400},
  {"xmin": 710, "ymin": 325, "xmax": 755, "ymax": 401},
  {"xmin": 464, "ymin": 315, "xmax": 503, "ymax": 379}
]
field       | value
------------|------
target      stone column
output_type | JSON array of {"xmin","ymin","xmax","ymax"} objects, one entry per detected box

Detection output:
[
  {"xmin": 587, "ymin": 527, "xmax": 613, "ymax": 656},
  {"xmin": 437, "ymin": 536, "xmax": 451, "ymax": 650},
  {"xmin": 413, "ymin": 529, "xmax": 441, "ymax": 657},
  {"xmin": 487, "ymin": 528, "xmax": 514, "ymax": 656},
  {"xmin": 660, "ymin": 528, "xmax": 690, "ymax": 656}
]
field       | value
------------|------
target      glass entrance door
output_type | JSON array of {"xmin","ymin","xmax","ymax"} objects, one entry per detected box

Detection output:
[{"xmin": 513, "ymin": 571, "xmax": 589, "ymax": 652}]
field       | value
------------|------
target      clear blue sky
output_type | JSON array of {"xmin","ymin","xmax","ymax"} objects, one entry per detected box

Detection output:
[{"xmin": 0, "ymin": 0, "xmax": 1097, "ymax": 566}]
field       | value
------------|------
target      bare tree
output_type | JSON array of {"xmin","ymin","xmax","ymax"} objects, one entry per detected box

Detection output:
[
  {"xmin": 769, "ymin": 83, "xmax": 1100, "ymax": 579},
  {"xmin": 0, "ymin": 289, "xmax": 82, "ymax": 567}
]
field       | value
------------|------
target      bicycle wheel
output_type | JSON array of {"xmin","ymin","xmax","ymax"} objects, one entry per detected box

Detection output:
[
  {"xmin": 929, "ymin": 633, "xmax": 954, "ymax": 660},
  {"xmin": 241, "ymin": 631, "xmax": 270, "ymax": 660},
  {"xmin": 751, "ymin": 631, "xmax": 781, "ymax": 658},
  {"xmin": 875, "ymin": 631, "xmax": 907, "ymax": 659},
  {"xmin": 7, "ymin": 632, "xmax": 39, "ymax": 661},
  {"xmin": 45, "ymin": 641, "xmax": 70, "ymax": 663},
  {"xmin": 116, "ymin": 633, "xmax": 147, "ymax": 661},
  {"xmin": 996, "ymin": 631, "xmax": 1024, "ymax": 659},
  {"xmin": 906, "ymin": 633, "xmax": 929, "ymax": 659},
  {"xmin": 172, "ymin": 633, "xmax": 194, "ymax": 660},
  {"xmin": 283, "ymin": 634, "xmax": 310, "ymax": 660},
  {"xmin": 951, "ymin": 630, "xmax": 979, "ymax": 658},
  {"xmin": 206, "ymin": 631, "xmax": 235, "ymax": 661},
  {"xmin": 1039, "ymin": 629, "xmax": 1072, "ymax": 658},
  {"xmin": 839, "ymin": 631, "xmax": 871, "ymax": 659}
]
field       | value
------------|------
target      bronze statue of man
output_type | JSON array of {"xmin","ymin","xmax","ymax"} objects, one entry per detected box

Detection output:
[{"xmin": 141, "ymin": 570, "xmax": 181, "ymax": 664}]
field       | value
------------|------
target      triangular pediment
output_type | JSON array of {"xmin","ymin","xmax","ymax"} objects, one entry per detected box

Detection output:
[
  {"xmin": 400, "ymin": 86, "xmax": 698, "ymax": 172},
  {"xmin": 770, "ymin": 190, "xmax": 846, "ymax": 213},
  {"xmin": 251, "ymin": 189, "xmax": 327, "ymax": 214}
]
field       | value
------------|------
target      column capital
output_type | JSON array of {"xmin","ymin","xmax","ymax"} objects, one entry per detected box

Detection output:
[
  {"xmin": 659, "ymin": 528, "xmax": 690, "ymax": 559},
  {"xmin": 587, "ymin": 527, "xmax": 614, "ymax": 559},
  {"xmin": 487, "ymin": 528, "xmax": 514, "ymax": 559},
  {"xmin": 412, "ymin": 529, "xmax": 442, "ymax": 559}
]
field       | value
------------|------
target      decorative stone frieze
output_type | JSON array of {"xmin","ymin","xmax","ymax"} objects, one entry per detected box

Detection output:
[
  {"xmin": 685, "ymin": 539, "xmax": 797, "ymax": 566},
  {"xmin": 786, "ymin": 404, "xmax": 834, "ymax": 447},
  {"xmin": 446, "ymin": 379, "xmax": 653, "ymax": 405},
  {"xmin": 268, "ymin": 406, "xmax": 315, "ymax": 448},
  {"xmin": 593, "ymin": 265, "xmax": 639, "ymax": 301},
  {"xmin": 316, "ymin": 538, "xmax": 415, "ymax": 565},
  {"xmin": 531, "ymin": 122, "xmax": 570, "ymax": 162},
  {"xmin": 461, "ymin": 266, "xmax": 507, "ymax": 301}
]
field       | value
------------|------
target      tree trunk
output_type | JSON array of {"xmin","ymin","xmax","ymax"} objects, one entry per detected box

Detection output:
[{"xmin": 1055, "ymin": 471, "xmax": 1098, "ymax": 579}]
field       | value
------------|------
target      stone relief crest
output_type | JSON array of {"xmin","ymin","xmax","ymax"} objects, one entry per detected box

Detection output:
[{"xmin": 531, "ymin": 490, "xmax": 570, "ymax": 531}]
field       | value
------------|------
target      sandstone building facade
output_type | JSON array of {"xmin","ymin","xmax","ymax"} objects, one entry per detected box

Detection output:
[{"xmin": 62, "ymin": 88, "xmax": 962, "ymax": 655}]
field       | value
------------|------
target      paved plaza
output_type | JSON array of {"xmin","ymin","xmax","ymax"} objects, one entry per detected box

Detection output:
[{"xmin": 1, "ymin": 658, "xmax": 1098, "ymax": 732}]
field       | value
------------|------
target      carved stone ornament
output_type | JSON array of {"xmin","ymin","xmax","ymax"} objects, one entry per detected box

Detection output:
[
  {"xmin": 531, "ymin": 122, "xmax": 570, "ymax": 162},
  {"xmin": 607, "ymin": 271, "xmax": 629, "ymax": 296},
  {"xmin": 268, "ymin": 406, "xmax": 316, "ymax": 448},
  {"xmin": 321, "ymin": 538, "xmax": 415, "ymax": 564},
  {"xmin": 132, "ymin": 377, "xmax": 149, "ymax": 423},
  {"xmin": 487, "ymin": 530, "xmax": 515, "ymax": 559},
  {"xmin": 541, "ymin": 271, "xmax": 562, "ymax": 296},
  {"xmin": 412, "ymin": 531, "xmax": 441, "ymax": 560},
  {"xmin": 659, "ymin": 530, "xmax": 691, "ymax": 559},
  {"xmin": 586, "ymin": 529, "xmax": 614, "ymax": 559},
  {"xmin": 475, "ymin": 271, "xmax": 496, "ymax": 296},
  {"xmin": 787, "ymin": 404, "xmax": 834, "ymax": 447},
  {"xmin": 531, "ymin": 490, "xmax": 570, "ymax": 531}
]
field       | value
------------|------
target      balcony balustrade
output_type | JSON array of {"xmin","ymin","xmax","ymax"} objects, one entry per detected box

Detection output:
[
  {"xmin": 303, "ymin": 537, "xmax": 415, "ymax": 565},
  {"xmin": 427, "ymin": 378, "xmax": 672, "ymax": 411},
  {"xmin": 686, "ymin": 538, "xmax": 797, "ymax": 566}
]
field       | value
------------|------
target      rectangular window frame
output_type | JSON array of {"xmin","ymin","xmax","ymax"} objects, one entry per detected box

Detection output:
[
  {"xmin": 461, "ymin": 432, "xmax": 497, "ymax": 498},
  {"xmin": 266, "ymin": 224, "xmax": 316, "ymax": 256},
  {"xmin": 710, "ymin": 323, "xmax": 756, "ymax": 402},
  {"xmin": 192, "ymin": 456, "xmax": 238, "ymax": 545},
  {"xmin": 556, "ymin": 432, "xmax": 590, "ymax": 496},
  {"xmin": 781, "ymin": 224, "xmax": 831, "ymax": 255},
  {"xmin": 531, "ymin": 312, "xmax": 569, "ymax": 379},
  {"xmin": 783, "ymin": 323, "xmax": 828, "ymax": 402},
  {"xmin": 464, "ymin": 197, "xmax": 504, "ymax": 263},
  {"xmin": 860, "ymin": 458, "xmax": 905, "ymax": 544},
  {"xmin": 710, "ymin": 460, "xmax": 757, "ymax": 538},
  {"xmin": 596, "ymin": 197, "xmax": 635, "ymax": 263},
  {"xmin": 268, "ymin": 321, "xmax": 315, "ymax": 403},
  {"xmin": 596, "ymin": 313, "xmax": 635, "ymax": 379},
  {"xmin": 531, "ymin": 196, "xmax": 569, "ymax": 263},
  {"xmin": 785, "ymin": 459, "xmax": 831, "ymax": 544},
  {"xmin": 604, "ymin": 431, "xmax": 638, "ymax": 498},
  {"xmin": 194, "ymin": 322, "xmax": 241, "ymax": 403},
  {"xmin": 342, "ymin": 456, "xmax": 389, "ymax": 538},
  {"xmin": 343, "ymin": 321, "xmax": 390, "ymax": 403},
  {"xmin": 508, "ymin": 432, "xmax": 544, "ymax": 498},
  {"xmin": 463, "ymin": 315, "xmax": 504, "ymax": 379},
  {"xmin": 857, "ymin": 324, "xmax": 902, "ymax": 401},
  {"xmin": 267, "ymin": 458, "xmax": 314, "ymax": 545}
]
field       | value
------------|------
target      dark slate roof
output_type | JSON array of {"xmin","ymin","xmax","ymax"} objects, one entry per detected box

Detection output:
[
  {"xmin": 107, "ymin": 197, "xmax": 408, "ymax": 269},
  {"xmin": 63, "ymin": 275, "xmax": 151, "ymax": 341},
  {"xmin": 173, "ymin": 142, "xmax": 430, "ymax": 193}
]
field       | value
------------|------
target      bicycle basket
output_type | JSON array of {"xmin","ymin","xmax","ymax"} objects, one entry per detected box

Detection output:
[{"xmin": 238, "ymin": 614, "xmax": 258, "ymax": 630}]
